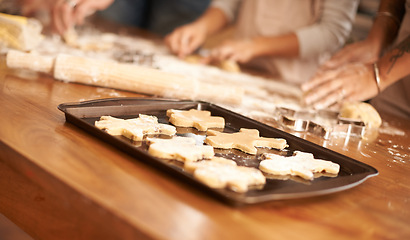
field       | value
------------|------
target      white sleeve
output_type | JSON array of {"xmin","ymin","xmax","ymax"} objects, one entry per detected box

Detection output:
[
  {"xmin": 295, "ymin": 0, "xmax": 359, "ymax": 59},
  {"xmin": 210, "ymin": 0, "xmax": 242, "ymax": 22}
]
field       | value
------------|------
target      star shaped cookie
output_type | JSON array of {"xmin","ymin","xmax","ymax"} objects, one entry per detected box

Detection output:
[
  {"xmin": 205, "ymin": 128, "xmax": 288, "ymax": 155},
  {"xmin": 166, "ymin": 109, "xmax": 225, "ymax": 131}
]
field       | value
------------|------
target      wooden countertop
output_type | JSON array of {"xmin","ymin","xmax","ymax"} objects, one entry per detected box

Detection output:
[{"xmin": 1, "ymin": 43, "xmax": 410, "ymax": 239}]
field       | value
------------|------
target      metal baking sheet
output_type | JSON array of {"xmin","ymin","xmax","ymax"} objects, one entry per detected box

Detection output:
[{"xmin": 58, "ymin": 97, "xmax": 378, "ymax": 206}]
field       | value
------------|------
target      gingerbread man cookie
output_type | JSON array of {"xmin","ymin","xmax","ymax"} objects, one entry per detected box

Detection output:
[
  {"xmin": 146, "ymin": 136, "xmax": 214, "ymax": 162},
  {"xmin": 166, "ymin": 109, "xmax": 225, "ymax": 131},
  {"xmin": 205, "ymin": 128, "xmax": 288, "ymax": 155},
  {"xmin": 95, "ymin": 115, "xmax": 176, "ymax": 141},
  {"xmin": 184, "ymin": 156, "xmax": 237, "ymax": 172},
  {"xmin": 259, "ymin": 151, "xmax": 340, "ymax": 180},
  {"xmin": 185, "ymin": 157, "xmax": 266, "ymax": 193}
]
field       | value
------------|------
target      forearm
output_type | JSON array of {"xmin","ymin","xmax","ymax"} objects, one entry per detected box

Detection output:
[
  {"xmin": 210, "ymin": 0, "xmax": 241, "ymax": 23},
  {"xmin": 377, "ymin": 35, "xmax": 410, "ymax": 91},
  {"xmin": 194, "ymin": 7, "xmax": 230, "ymax": 37},
  {"xmin": 252, "ymin": 33, "xmax": 299, "ymax": 58},
  {"xmin": 367, "ymin": 0, "xmax": 406, "ymax": 55}
]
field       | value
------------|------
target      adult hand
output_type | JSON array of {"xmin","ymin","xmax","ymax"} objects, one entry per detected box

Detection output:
[
  {"xmin": 51, "ymin": 0, "xmax": 114, "ymax": 35},
  {"xmin": 302, "ymin": 63, "xmax": 379, "ymax": 109},
  {"xmin": 210, "ymin": 39, "xmax": 256, "ymax": 63},
  {"xmin": 164, "ymin": 22, "xmax": 208, "ymax": 59},
  {"xmin": 317, "ymin": 39, "xmax": 380, "ymax": 72}
]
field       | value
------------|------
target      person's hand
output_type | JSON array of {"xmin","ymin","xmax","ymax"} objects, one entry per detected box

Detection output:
[
  {"xmin": 318, "ymin": 39, "xmax": 380, "ymax": 72},
  {"xmin": 164, "ymin": 22, "xmax": 208, "ymax": 58},
  {"xmin": 209, "ymin": 39, "xmax": 256, "ymax": 63},
  {"xmin": 51, "ymin": 0, "xmax": 114, "ymax": 35},
  {"xmin": 302, "ymin": 63, "xmax": 379, "ymax": 109}
]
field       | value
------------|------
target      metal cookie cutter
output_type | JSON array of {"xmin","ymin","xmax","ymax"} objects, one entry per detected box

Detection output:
[
  {"xmin": 307, "ymin": 121, "xmax": 333, "ymax": 140},
  {"xmin": 276, "ymin": 107, "xmax": 366, "ymax": 140},
  {"xmin": 277, "ymin": 107, "xmax": 314, "ymax": 132},
  {"xmin": 114, "ymin": 50, "xmax": 155, "ymax": 67},
  {"xmin": 332, "ymin": 117, "xmax": 366, "ymax": 138}
]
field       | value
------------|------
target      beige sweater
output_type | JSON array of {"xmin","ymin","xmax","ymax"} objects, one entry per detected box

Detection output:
[{"xmin": 211, "ymin": 0, "xmax": 359, "ymax": 83}]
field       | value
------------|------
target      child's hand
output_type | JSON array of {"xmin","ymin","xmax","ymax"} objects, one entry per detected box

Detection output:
[{"xmin": 164, "ymin": 22, "xmax": 207, "ymax": 59}]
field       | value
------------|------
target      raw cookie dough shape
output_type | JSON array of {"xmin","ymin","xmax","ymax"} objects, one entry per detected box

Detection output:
[
  {"xmin": 185, "ymin": 157, "xmax": 266, "ymax": 193},
  {"xmin": 205, "ymin": 128, "xmax": 288, "ymax": 155},
  {"xmin": 259, "ymin": 151, "xmax": 340, "ymax": 181},
  {"xmin": 95, "ymin": 115, "xmax": 176, "ymax": 141},
  {"xmin": 146, "ymin": 136, "xmax": 214, "ymax": 162},
  {"xmin": 166, "ymin": 109, "xmax": 225, "ymax": 131},
  {"xmin": 184, "ymin": 54, "xmax": 241, "ymax": 73},
  {"xmin": 184, "ymin": 156, "xmax": 237, "ymax": 172}
]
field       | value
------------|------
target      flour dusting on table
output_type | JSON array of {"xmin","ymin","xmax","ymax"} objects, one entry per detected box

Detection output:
[{"xmin": 30, "ymin": 26, "xmax": 302, "ymax": 125}]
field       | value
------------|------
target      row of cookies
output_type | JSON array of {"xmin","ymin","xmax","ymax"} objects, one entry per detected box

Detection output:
[
  {"xmin": 94, "ymin": 109, "xmax": 339, "ymax": 192},
  {"xmin": 94, "ymin": 110, "xmax": 267, "ymax": 192},
  {"xmin": 166, "ymin": 109, "xmax": 339, "ymax": 183}
]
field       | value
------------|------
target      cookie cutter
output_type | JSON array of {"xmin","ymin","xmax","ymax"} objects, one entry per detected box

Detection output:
[
  {"xmin": 114, "ymin": 50, "xmax": 155, "ymax": 67},
  {"xmin": 276, "ymin": 107, "xmax": 367, "ymax": 140},
  {"xmin": 276, "ymin": 107, "xmax": 315, "ymax": 132},
  {"xmin": 333, "ymin": 117, "xmax": 366, "ymax": 138}
]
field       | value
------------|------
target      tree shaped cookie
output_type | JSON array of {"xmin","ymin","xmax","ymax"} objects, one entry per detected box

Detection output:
[
  {"xmin": 205, "ymin": 128, "xmax": 288, "ymax": 155},
  {"xmin": 95, "ymin": 115, "xmax": 176, "ymax": 141},
  {"xmin": 147, "ymin": 136, "xmax": 214, "ymax": 162},
  {"xmin": 166, "ymin": 109, "xmax": 225, "ymax": 131},
  {"xmin": 184, "ymin": 157, "xmax": 266, "ymax": 193},
  {"xmin": 260, "ymin": 151, "xmax": 340, "ymax": 180}
]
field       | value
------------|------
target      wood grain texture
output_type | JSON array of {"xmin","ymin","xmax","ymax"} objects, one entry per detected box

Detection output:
[
  {"xmin": 1, "ymin": 52, "xmax": 410, "ymax": 240},
  {"xmin": 0, "ymin": 213, "xmax": 33, "ymax": 240}
]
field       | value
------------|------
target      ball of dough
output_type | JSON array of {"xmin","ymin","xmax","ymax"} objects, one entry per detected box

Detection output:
[{"xmin": 340, "ymin": 102, "xmax": 382, "ymax": 129}]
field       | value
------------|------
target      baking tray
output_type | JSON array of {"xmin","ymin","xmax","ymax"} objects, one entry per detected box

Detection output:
[{"xmin": 58, "ymin": 97, "xmax": 378, "ymax": 206}]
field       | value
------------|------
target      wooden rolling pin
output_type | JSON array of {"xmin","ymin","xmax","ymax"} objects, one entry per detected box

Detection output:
[{"xmin": 6, "ymin": 50, "xmax": 244, "ymax": 105}]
